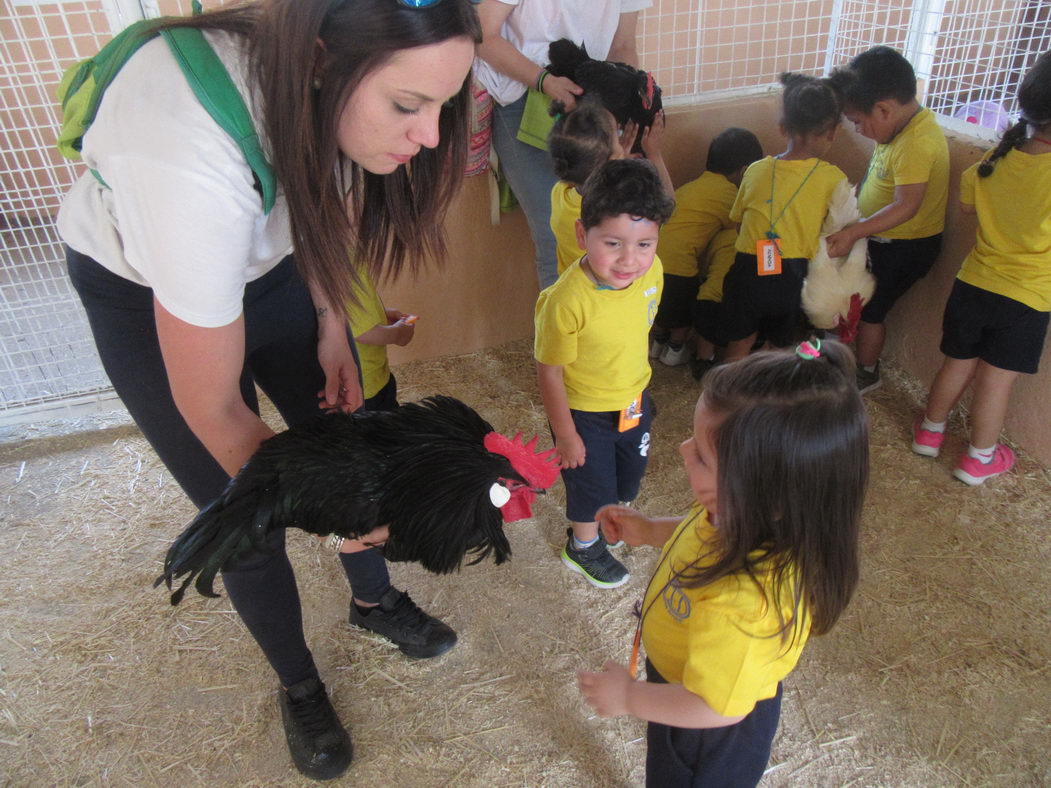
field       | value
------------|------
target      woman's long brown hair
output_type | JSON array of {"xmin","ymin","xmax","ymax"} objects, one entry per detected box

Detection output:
[
  {"xmin": 678, "ymin": 340, "xmax": 868, "ymax": 643},
  {"xmin": 154, "ymin": 0, "xmax": 481, "ymax": 309}
]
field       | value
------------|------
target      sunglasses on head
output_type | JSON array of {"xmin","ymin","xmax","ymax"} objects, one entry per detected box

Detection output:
[{"xmin": 397, "ymin": 0, "xmax": 482, "ymax": 6}]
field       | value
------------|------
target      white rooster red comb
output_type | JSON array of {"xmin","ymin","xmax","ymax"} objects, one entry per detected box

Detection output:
[{"xmin": 483, "ymin": 431, "xmax": 560, "ymax": 489}]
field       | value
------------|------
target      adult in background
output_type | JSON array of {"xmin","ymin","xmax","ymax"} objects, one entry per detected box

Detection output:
[
  {"xmin": 474, "ymin": 0, "xmax": 650, "ymax": 289},
  {"xmin": 58, "ymin": 0, "xmax": 480, "ymax": 779}
]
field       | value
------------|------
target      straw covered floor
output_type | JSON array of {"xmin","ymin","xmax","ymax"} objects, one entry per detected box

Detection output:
[{"xmin": 1, "ymin": 339, "xmax": 1049, "ymax": 786}]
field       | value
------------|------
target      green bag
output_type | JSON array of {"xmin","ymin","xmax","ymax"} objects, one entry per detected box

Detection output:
[
  {"xmin": 55, "ymin": 12, "xmax": 276, "ymax": 214},
  {"xmin": 514, "ymin": 88, "xmax": 555, "ymax": 151}
]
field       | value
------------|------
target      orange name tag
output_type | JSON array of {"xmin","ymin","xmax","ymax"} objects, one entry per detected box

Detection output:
[
  {"xmin": 618, "ymin": 393, "xmax": 643, "ymax": 432},
  {"xmin": 756, "ymin": 239, "xmax": 782, "ymax": 276}
]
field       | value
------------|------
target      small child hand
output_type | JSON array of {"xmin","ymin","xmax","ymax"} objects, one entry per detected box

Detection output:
[
  {"xmin": 386, "ymin": 320, "xmax": 415, "ymax": 347},
  {"xmin": 578, "ymin": 661, "xmax": 634, "ymax": 717},
  {"xmin": 825, "ymin": 228, "xmax": 859, "ymax": 258},
  {"xmin": 618, "ymin": 120, "xmax": 640, "ymax": 159},
  {"xmin": 555, "ymin": 431, "xmax": 586, "ymax": 469},
  {"xmin": 640, "ymin": 110, "xmax": 666, "ymax": 159},
  {"xmin": 595, "ymin": 504, "xmax": 648, "ymax": 547}
]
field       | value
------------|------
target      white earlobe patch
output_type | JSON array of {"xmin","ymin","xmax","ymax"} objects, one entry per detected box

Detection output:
[{"xmin": 489, "ymin": 482, "xmax": 511, "ymax": 508}]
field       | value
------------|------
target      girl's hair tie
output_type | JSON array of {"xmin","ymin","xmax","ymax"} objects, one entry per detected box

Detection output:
[{"xmin": 796, "ymin": 338, "xmax": 822, "ymax": 360}]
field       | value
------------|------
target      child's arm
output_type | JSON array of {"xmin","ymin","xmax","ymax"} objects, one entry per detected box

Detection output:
[
  {"xmin": 825, "ymin": 182, "xmax": 927, "ymax": 257},
  {"xmin": 640, "ymin": 111, "xmax": 675, "ymax": 198},
  {"xmin": 355, "ymin": 310, "xmax": 415, "ymax": 348},
  {"xmin": 536, "ymin": 361, "xmax": 586, "ymax": 468},
  {"xmin": 595, "ymin": 504, "xmax": 680, "ymax": 548},
  {"xmin": 578, "ymin": 661, "xmax": 747, "ymax": 728}
]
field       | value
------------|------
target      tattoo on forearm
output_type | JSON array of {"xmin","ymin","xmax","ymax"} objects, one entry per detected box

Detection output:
[{"xmin": 316, "ymin": 307, "xmax": 328, "ymax": 319}]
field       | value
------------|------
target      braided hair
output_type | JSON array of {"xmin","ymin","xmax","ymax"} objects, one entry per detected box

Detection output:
[{"xmin": 979, "ymin": 48, "xmax": 1051, "ymax": 177}]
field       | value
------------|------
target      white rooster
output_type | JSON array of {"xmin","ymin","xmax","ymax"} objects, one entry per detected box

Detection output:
[{"xmin": 801, "ymin": 179, "xmax": 875, "ymax": 343}]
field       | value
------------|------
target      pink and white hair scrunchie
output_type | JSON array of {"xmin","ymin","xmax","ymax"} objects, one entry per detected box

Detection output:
[{"xmin": 795, "ymin": 338, "xmax": 822, "ymax": 360}]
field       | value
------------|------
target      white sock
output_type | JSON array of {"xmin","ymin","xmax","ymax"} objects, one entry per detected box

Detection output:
[
  {"xmin": 862, "ymin": 363, "xmax": 878, "ymax": 373},
  {"xmin": 921, "ymin": 417, "xmax": 946, "ymax": 433},
  {"xmin": 967, "ymin": 444, "xmax": 996, "ymax": 464},
  {"xmin": 572, "ymin": 534, "xmax": 599, "ymax": 551}
]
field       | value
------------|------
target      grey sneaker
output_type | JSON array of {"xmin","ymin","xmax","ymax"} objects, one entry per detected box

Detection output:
[
  {"xmin": 856, "ymin": 362, "xmax": 882, "ymax": 394},
  {"xmin": 561, "ymin": 529, "xmax": 629, "ymax": 588},
  {"xmin": 349, "ymin": 587, "xmax": 457, "ymax": 658}
]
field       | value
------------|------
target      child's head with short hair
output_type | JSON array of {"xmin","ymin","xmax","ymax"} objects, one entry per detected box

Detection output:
[
  {"xmin": 574, "ymin": 158, "xmax": 675, "ymax": 289},
  {"xmin": 705, "ymin": 127, "xmax": 764, "ymax": 185},
  {"xmin": 548, "ymin": 97, "xmax": 620, "ymax": 187},
  {"xmin": 678, "ymin": 339, "xmax": 867, "ymax": 638},
  {"xmin": 828, "ymin": 46, "xmax": 920, "ymax": 143},
  {"xmin": 978, "ymin": 48, "xmax": 1051, "ymax": 177},
  {"xmin": 779, "ymin": 72, "xmax": 842, "ymax": 141}
]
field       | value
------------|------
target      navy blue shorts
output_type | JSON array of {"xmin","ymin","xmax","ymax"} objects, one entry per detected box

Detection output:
[
  {"xmin": 861, "ymin": 234, "xmax": 942, "ymax": 323},
  {"xmin": 692, "ymin": 299, "xmax": 722, "ymax": 346},
  {"xmin": 645, "ymin": 659, "xmax": 782, "ymax": 788},
  {"xmin": 940, "ymin": 279, "xmax": 1050, "ymax": 374},
  {"xmin": 719, "ymin": 253, "xmax": 807, "ymax": 345},
  {"xmin": 656, "ymin": 273, "xmax": 700, "ymax": 330},
  {"xmin": 362, "ymin": 373, "xmax": 399, "ymax": 412},
  {"xmin": 559, "ymin": 391, "xmax": 654, "ymax": 522}
]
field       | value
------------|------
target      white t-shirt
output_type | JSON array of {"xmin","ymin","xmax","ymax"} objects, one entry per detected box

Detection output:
[
  {"xmin": 473, "ymin": 0, "xmax": 652, "ymax": 106},
  {"xmin": 57, "ymin": 31, "xmax": 293, "ymax": 328}
]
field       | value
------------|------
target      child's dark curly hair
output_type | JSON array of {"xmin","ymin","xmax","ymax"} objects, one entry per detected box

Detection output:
[
  {"xmin": 547, "ymin": 97, "xmax": 618, "ymax": 186},
  {"xmin": 579, "ymin": 158, "xmax": 675, "ymax": 230},
  {"xmin": 827, "ymin": 46, "xmax": 917, "ymax": 114},
  {"xmin": 779, "ymin": 72, "xmax": 841, "ymax": 136},
  {"xmin": 706, "ymin": 127, "xmax": 764, "ymax": 176},
  {"xmin": 978, "ymin": 48, "xmax": 1051, "ymax": 177}
]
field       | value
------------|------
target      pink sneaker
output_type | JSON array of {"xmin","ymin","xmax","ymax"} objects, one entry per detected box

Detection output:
[
  {"xmin": 911, "ymin": 418, "xmax": 945, "ymax": 457},
  {"xmin": 953, "ymin": 445, "xmax": 1016, "ymax": 486}
]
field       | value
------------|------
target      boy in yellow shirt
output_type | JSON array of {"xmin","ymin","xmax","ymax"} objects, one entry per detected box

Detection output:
[
  {"xmin": 535, "ymin": 158, "xmax": 675, "ymax": 588},
  {"xmin": 828, "ymin": 46, "xmax": 950, "ymax": 393},
  {"xmin": 652, "ymin": 127, "xmax": 763, "ymax": 367}
]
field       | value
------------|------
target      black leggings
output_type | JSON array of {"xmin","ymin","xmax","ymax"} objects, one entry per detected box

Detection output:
[{"xmin": 67, "ymin": 248, "xmax": 392, "ymax": 687}]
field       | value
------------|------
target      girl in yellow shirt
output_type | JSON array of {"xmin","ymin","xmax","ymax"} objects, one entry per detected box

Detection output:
[
  {"xmin": 579, "ymin": 339, "xmax": 867, "ymax": 787},
  {"xmin": 912, "ymin": 50, "xmax": 1051, "ymax": 486}
]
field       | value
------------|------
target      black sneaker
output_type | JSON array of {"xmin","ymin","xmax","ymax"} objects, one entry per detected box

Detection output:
[
  {"xmin": 856, "ymin": 362, "xmax": 882, "ymax": 394},
  {"xmin": 690, "ymin": 356, "xmax": 717, "ymax": 382},
  {"xmin": 279, "ymin": 677, "xmax": 352, "ymax": 781},
  {"xmin": 561, "ymin": 529, "xmax": 629, "ymax": 588},
  {"xmin": 349, "ymin": 587, "xmax": 457, "ymax": 658}
]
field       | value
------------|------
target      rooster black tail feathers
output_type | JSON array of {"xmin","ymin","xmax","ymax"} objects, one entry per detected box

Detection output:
[
  {"xmin": 155, "ymin": 486, "xmax": 275, "ymax": 605},
  {"xmin": 547, "ymin": 39, "xmax": 590, "ymax": 78}
]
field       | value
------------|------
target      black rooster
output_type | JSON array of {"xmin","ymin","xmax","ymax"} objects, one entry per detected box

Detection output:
[
  {"xmin": 157, "ymin": 396, "xmax": 559, "ymax": 605},
  {"xmin": 546, "ymin": 38, "xmax": 662, "ymax": 149}
]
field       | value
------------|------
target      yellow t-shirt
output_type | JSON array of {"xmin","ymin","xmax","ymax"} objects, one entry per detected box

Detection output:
[
  {"xmin": 957, "ymin": 150, "xmax": 1051, "ymax": 312},
  {"xmin": 345, "ymin": 268, "xmax": 391, "ymax": 400},
  {"xmin": 642, "ymin": 506, "xmax": 811, "ymax": 717},
  {"xmin": 731, "ymin": 157, "xmax": 847, "ymax": 260},
  {"xmin": 534, "ymin": 257, "xmax": 663, "ymax": 412},
  {"xmin": 657, "ymin": 171, "xmax": 738, "ymax": 277},
  {"xmin": 857, "ymin": 107, "xmax": 949, "ymax": 239},
  {"xmin": 550, "ymin": 181, "xmax": 584, "ymax": 276},
  {"xmin": 696, "ymin": 228, "xmax": 738, "ymax": 303}
]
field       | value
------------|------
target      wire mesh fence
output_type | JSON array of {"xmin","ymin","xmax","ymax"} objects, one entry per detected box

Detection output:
[{"xmin": 1, "ymin": 0, "xmax": 1049, "ymax": 424}]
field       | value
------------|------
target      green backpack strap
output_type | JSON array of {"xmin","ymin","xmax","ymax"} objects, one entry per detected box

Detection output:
[
  {"xmin": 160, "ymin": 27, "xmax": 276, "ymax": 214},
  {"xmin": 56, "ymin": 18, "xmax": 160, "ymax": 158}
]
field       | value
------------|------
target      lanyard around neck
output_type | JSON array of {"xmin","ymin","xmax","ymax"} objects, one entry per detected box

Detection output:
[
  {"xmin": 766, "ymin": 158, "xmax": 821, "ymax": 240},
  {"xmin": 629, "ymin": 508, "xmax": 704, "ymax": 678}
]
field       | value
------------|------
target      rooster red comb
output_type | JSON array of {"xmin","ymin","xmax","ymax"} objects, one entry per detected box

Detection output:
[{"xmin": 484, "ymin": 432, "xmax": 560, "ymax": 523}]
